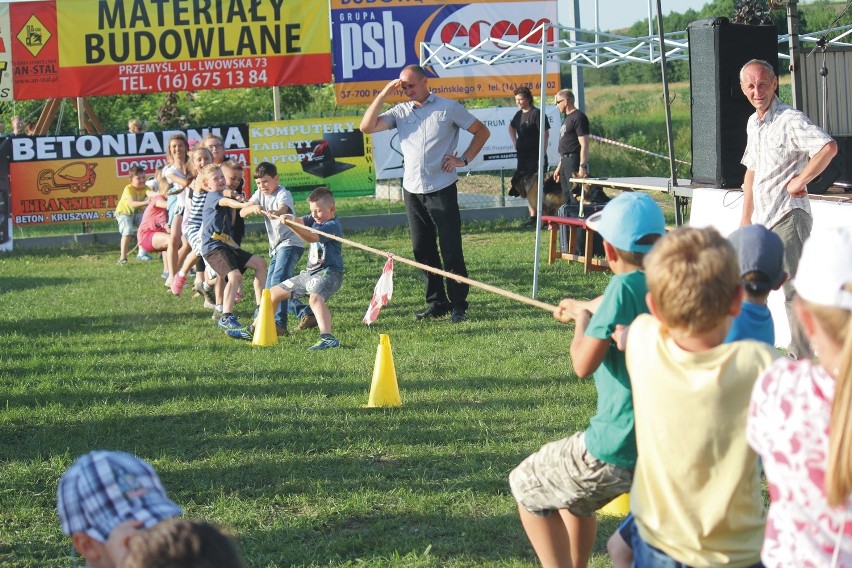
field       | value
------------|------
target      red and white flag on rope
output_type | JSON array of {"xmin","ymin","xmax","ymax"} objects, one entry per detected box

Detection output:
[{"xmin": 363, "ymin": 256, "xmax": 394, "ymax": 325}]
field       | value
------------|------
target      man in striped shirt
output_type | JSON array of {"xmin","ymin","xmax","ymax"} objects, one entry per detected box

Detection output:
[{"xmin": 739, "ymin": 58, "xmax": 837, "ymax": 359}]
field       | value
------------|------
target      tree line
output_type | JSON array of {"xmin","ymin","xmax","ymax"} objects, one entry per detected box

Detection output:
[
  {"xmin": 3, "ymin": 0, "xmax": 849, "ymax": 134},
  {"xmin": 584, "ymin": 0, "xmax": 852, "ymax": 86}
]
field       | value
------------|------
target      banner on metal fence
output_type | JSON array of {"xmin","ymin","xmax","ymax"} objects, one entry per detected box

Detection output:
[
  {"xmin": 249, "ymin": 118, "xmax": 374, "ymax": 198},
  {"xmin": 371, "ymin": 105, "xmax": 560, "ymax": 180},
  {"xmin": 6, "ymin": 126, "xmax": 250, "ymax": 226},
  {"xmin": 5, "ymin": 115, "xmax": 378, "ymax": 226}
]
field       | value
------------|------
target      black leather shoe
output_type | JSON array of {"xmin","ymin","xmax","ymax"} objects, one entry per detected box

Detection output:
[
  {"xmin": 450, "ymin": 308, "xmax": 467, "ymax": 323},
  {"xmin": 414, "ymin": 305, "xmax": 449, "ymax": 321}
]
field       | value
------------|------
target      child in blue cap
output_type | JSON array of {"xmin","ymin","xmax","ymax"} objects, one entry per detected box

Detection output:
[{"xmin": 509, "ymin": 191, "xmax": 666, "ymax": 568}]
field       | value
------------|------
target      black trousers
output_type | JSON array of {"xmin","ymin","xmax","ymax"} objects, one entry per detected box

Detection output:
[
  {"xmin": 403, "ymin": 182, "xmax": 469, "ymax": 311},
  {"xmin": 559, "ymin": 153, "xmax": 580, "ymax": 205}
]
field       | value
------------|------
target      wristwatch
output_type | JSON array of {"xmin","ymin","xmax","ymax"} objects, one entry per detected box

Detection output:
[
  {"xmin": 460, "ymin": 155, "xmax": 469, "ymax": 165},
  {"xmin": 579, "ymin": 163, "xmax": 588, "ymax": 170}
]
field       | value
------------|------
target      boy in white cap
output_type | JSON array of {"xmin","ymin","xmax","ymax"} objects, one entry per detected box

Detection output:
[
  {"xmin": 57, "ymin": 450, "xmax": 182, "ymax": 568},
  {"xmin": 509, "ymin": 191, "xmax": 666, "ymax": 568}
]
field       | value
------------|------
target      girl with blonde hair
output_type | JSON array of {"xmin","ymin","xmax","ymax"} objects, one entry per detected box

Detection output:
[
  {"xmin": 747, "ymin": 225, "xmax": 852, "ymax": 567},
  {"xmin": 162, "ymin": 133, "xmax": 191, "ymax": 287}
]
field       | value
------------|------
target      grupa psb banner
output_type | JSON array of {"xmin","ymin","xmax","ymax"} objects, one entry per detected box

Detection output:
[
  {"xmin": 331, "ymin": 0, "xmax": 559, "ymax": 105},
  {"xmin": 372, "ymin": 105, "xmax": 561, "ymax": 180},
  {"xmin": 8, "ymin": 0, "xmax": 331, "ymax": 101},
  {"xmin": 8, "ymin": 126, "xmax": 250, "ymax": 226}
]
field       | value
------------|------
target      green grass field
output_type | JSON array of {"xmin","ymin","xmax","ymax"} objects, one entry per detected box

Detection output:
[
  {"xmin": 0, "ymin": 218, "xmax": 632, "ymax": 567},
  {"xmin": 3, "ymin": 78, "xmax": 690, "ymax": 565}
]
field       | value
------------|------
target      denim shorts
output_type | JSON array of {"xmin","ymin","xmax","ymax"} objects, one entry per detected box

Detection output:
[
  {"xmin": 509, "ymin": 431, "xmax": 633, "ymax": 518},
  {"xmin": 626, "ymin": 516, "xmax": 764, "ymax": 568},
  {"xmin": 166, "ymin": 193, "xmax": 184, "ymax": 227},
  {"xmin": 617, "ymin": 513, "xmax": 635, "ymax": 548},
  {"xmin": 279, "ymin": 269, "xmax": 343, "ymax": 302}
]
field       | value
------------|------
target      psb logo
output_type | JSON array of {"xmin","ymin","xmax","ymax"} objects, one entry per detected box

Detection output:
[
  {"xmin": 339, "ymin": 12, "xmax": 405, "ymax": 80},
  {"xmin": 17, "ymin": 15, "xmax": 51, "ymax": 58}
]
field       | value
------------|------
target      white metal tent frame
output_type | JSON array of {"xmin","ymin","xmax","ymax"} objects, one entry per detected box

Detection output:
[
  {"xmin": 420, "ymin": 20, "xmax": 852, "ymax": 297},
  {"xmin": 420, "ymin": 23, "xmax": 852, "ymax": 70}
]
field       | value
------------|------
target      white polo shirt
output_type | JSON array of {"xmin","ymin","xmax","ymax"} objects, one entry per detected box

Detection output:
[
  {"xmin": 379, "ymin": 92, "xmax": 476, "ymax": 194},
  {"xmin": 741, "ymin": 97, "xmax": 833, "ymax": 229}
]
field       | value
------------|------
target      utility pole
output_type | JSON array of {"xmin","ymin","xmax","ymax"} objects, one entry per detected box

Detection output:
[
  {"xmin": 569, "ymin": 0, "xmax": 584, "ymax": 109},
  {"xmin": 787, "ymin": 0, "xmax": 804, "ymax": 110}
]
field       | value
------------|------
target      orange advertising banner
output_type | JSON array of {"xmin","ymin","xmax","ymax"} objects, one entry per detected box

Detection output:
[
  {"xmin": 9, "ymin": 126, "xmax": 251, "ymax": 226},
  {"xmin": 9, "ymin": 0, "xmax": 331, "ymax": 100},
  {"xmin": 14, "ymin": 157, "xmax": 120, "ymax": 225},
  {"xmin": 7, "ymin": 119, "xmax": 378, "ymax": 226}
]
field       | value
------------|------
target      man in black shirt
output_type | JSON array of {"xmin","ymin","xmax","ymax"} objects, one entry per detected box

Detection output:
[{"xmin": 552, "ymin": 89, "xmax": 589, "ymax": 205}]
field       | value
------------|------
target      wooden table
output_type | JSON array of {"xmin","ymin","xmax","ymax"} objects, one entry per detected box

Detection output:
[{"xmin": 540, "ymin": 215, "xmax": 609, "ymax": 273}]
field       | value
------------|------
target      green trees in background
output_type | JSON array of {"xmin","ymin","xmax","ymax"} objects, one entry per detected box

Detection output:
[
  {"xmin": 584, "ymin": 0, "xmax": 852, "ymax": 86},
  {"xmin": 3, "ymin": 1, "xmax": 850, "ymax": 133},
  {"xmin": 0, "ymin": 84, "xmax": 337, "ymax": 135}
]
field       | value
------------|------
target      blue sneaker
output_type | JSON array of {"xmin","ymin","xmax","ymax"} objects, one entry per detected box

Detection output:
[
  {"xmin": 308, "ymin": 336, "xmax": 340, "ymax": 350},
  {"xmin": 217, "ymin": 315, "xmax": 244, "ymax": 331},
  {"xmin": 136, "ymin": 250, "xmax": 152, "ymax": 261},
  {"xmin": 226, "ymin": 326, "xmax": 254, "ymax": 341}
]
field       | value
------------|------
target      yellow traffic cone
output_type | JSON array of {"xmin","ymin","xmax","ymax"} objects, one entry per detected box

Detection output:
[
  {"xmin": 252, "ymin": 289, "xmax": 278, "ymax": 347},
  {"xmin": 366, "ymin": 334, "xmax": 401, "ymax": 407},
  {"xmin": 599, "ymin": 493, "xmax": 630, "ymax": 516}
]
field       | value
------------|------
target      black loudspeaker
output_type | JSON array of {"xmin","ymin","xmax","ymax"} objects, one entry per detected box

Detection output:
[
  {"xmin": 807, "ymin": 153, "xmax": 841, "ymax": 195},
  {"xmin": 688, "ymin": 18, "xmax": 779, "ymax": 188}
]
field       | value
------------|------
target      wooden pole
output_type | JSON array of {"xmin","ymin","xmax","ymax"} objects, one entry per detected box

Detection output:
[{"xmin": 280, "ymin": 218, "xmax": 559, "ymax": 313}]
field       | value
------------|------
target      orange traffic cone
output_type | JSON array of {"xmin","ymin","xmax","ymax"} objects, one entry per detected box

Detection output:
[
  {"xmin": 252, "ymin": 289, "xmax": 278, "ymax": 347},
  {"xmin": 366, "ymin": 334, "xmax": 401, "ymax": 407}
]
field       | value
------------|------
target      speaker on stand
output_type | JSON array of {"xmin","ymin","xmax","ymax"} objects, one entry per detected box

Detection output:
[
  {"xmin": 800, "ymin": 41, "xmax": 843, "ymax": 194},
  {"xmin": 688, "ymin": 18, "xmax": 779, "ymax": 188}
]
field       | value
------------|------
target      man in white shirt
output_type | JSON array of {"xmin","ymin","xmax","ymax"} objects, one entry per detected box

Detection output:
[
  {"xmin": 360, "ymin": 65, "xmax": 490, "ymax": 323},
  {"xmin": 740, "ymin": 58, "xmax": 837, "ymax": 358}
]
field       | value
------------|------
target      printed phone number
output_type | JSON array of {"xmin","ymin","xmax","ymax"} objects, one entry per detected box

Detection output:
[
  {"xmin": 155, "ymin": 69, "xmax": 270, "ymax": 91},
  {"xmin": 501, "ymin": 80, "xmax": 557, "ymax": 91},
  {"xmin": 337, "ymin": 88, "xmax": 380, "ymax": 100}
]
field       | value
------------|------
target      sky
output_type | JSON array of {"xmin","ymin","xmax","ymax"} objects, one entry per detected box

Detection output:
[{"xmin": 564, "ymin": 0, "xmax": 713, "ymax": 32}]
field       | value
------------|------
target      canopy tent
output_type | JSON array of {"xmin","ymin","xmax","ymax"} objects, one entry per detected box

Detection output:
[{"xmin": 419, "ymin": 2, "xmax": 852, "ymax": 298}]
